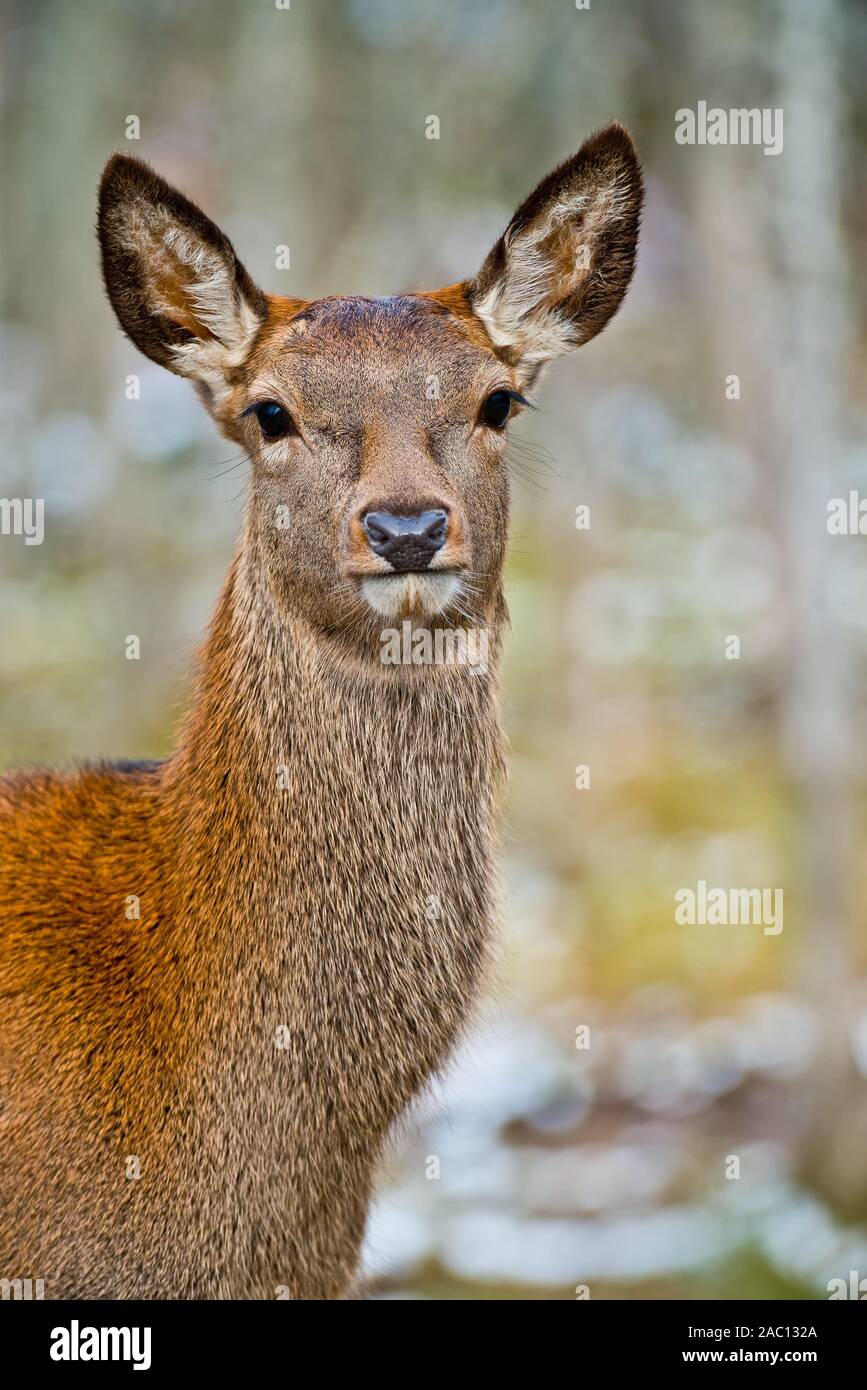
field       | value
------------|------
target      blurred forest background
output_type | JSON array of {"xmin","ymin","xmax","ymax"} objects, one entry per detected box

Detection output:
[{"xmin": 2, "ymin": 0, "xmax": 867, "ymax": 1298}]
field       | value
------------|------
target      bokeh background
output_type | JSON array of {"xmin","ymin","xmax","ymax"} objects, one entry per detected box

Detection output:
[{"xmin": 2, "ymin": 0, "xmax": 867, "ymax": 1299}]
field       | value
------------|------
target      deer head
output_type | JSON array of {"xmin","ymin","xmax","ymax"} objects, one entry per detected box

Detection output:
[{"xmin": 98, "ymin": 125, "xmax": 642, "ymax": 656}]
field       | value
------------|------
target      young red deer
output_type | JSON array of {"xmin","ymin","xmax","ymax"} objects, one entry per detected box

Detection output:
[{"xmin": 0, "ymin": 125, "xmax": 641, "ymax": 1298}]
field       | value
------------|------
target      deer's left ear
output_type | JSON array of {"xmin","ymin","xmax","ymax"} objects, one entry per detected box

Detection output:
[
  {"xmin": 468, "ymin": 123, "xmax": 643, "ymax": 380},
  {"xmin": 98, "ymin": 154, "xmax": 267, "ymax": 400}
]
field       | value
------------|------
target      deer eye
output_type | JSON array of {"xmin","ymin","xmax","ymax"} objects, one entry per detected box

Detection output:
[
  {"xmin": 251, "ymin": 401, "xmax": 294, "ymax": 439},
  {"xmin": 481, "ymin": 390, "xmax": 513, "ymax": 430}
]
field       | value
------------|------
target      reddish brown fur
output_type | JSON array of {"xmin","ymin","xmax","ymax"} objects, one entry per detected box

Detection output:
[{"xmin": 0, "ymin": 126, "xmax": 641, "ymax": 1298}]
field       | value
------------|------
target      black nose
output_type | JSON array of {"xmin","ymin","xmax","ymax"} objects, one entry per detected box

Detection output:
[{"xmin": 362, "ymin": 509, "xmax": 448, "ymax": 572}]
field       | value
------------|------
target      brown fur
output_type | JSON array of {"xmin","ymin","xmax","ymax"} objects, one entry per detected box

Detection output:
[{"xmin": 0, "ymin": 127, "xmax": 641, "ymax": 1298}]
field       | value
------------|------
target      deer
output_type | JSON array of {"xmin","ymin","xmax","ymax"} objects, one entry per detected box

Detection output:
[{"xmin": 0, "ymin": 125, "xmax": 642, "ymax": 1299}]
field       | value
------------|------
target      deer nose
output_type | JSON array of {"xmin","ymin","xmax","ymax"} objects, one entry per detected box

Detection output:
[{"xmin": 361, "ymin": 509, "xmax": 448, "ymax": 572}]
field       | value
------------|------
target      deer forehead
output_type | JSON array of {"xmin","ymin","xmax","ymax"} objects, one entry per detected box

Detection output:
[{"xmin": 244, "ymin": 293, "xmax": 507, "ymax": 412}]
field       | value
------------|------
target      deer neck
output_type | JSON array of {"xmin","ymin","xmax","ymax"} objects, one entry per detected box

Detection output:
[{"xmin": 156, "ymin": 532, "xmax": 506, "ymax": 1115}]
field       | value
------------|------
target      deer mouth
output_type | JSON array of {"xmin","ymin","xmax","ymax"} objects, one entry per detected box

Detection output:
[{"xmin": 359, "ymin": 570, "xmax": 463, "ymax": 619}]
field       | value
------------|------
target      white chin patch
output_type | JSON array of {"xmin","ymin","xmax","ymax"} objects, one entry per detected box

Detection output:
[{"xmin": 361, "ymin": 572, "xmax": 462, "ymax": 619}]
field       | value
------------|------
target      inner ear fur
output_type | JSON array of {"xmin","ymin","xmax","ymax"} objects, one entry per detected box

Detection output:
[
  {"xmin": 98, "ymin": 154, "xmax": 267, "ymax": 378},
  {"xmin": 469, "ymin": 122, "xmax": 643, "ymax": 371}
]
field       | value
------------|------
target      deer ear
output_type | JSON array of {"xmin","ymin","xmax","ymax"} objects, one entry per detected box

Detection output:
[
  {"xmin": 98, "ymin": 154, "xmax": 266, "ymax": 396},
  {"xmin": 468, "ymin": 123, "xmax": 642, "ymax": 379}
]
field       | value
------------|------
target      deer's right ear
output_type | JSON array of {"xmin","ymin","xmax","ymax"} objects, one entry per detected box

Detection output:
[
  {"xmin": 98, "ymin": 154, "xmax": 266, "ymax": 396},
  {"xmin": 468, "ymin": 123, "xmax": 642, "ymax": 383}
]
